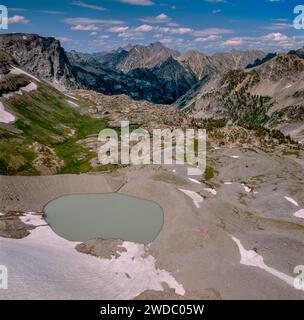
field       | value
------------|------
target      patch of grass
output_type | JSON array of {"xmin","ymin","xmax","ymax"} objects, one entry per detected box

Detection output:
[
  {"xmin": 10, "ymin": 85, "xmax": 109, "ymax": 143},
  {"xmin": 204, "ymin": 165, "xmax": 217, "ymax": 181},
  {"xmin": 282, "ymin": 149, "xmax": 301, "ymax": 158},
  {"xmin": 2, "ymin": 81, "xmax": 111, "ymax": 175},
  {"xmin": 0, "ymin": 135, "xmax": 38, "ymax": 175},
  {"xmin": 54, "ymin": 139, "xmax": 93, "ymax": 174},
  {"xmin": 76, "ymin": 117, "xmax": 108, "ymax": 140}
]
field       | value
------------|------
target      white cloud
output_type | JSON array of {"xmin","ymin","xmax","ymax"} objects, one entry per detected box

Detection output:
[
  {"xmin": 218, "ymin": 32, "xmax": 298, "ymax": 51},
  {"xmin": 195, "ymin": 37, "xmax": 207, "ymax": 43},
  {"xmin": 72, "ymin": 1, "xmax": 107, "ymax": 11},
  {"xmin": 139, "ymin": 13, "xmax": 171, "ymax": 24},
  {"xmin": 173, "ymin": 27, "xmax": 192, "ymax": 34},
  {"xmin": 212, "ymin": 9, "xmax": 222, "ymax": 14},
  {"xmin": 118, "ymin": 31, "xmax": 145, "ymax": 40},
  {"xmin": 108, "ymin": 26, "xmax": 129, "ymax": 32},
  {"xmin": 221, "ymin": 39, "xmax": 244, "ymax": 46},
  {"xmin": 5, "ymin": 15, "xmax": 30, "ymax": 24},
  {"xmin": 129, "ymin": 25, "xmax": 194, "ymax": 35},
  {"xmin": 90, "ymin": 32, "xmax": 98, "ymax": 36},
  {"xmin": 64, "ymin": 18, "xmax": 124, "ymax": 25},
  {"xmin": 195, "ymin": 35, "xmax": 221, "ymax": 42},
  {"xmin": 261, "ymin": 32, "xmax": 289, "ymax": 42},
  {"xmin": 119, "ymin": 0, "xmax": 154, "ymax": 5},
  {"xmin": 167, "ymin": 22, "xmax": 179, "ymax": 27},
  {"xmin": 158, "ymin": 26, "xmax": 193, "ymax": 34},
  {"xmin": 135, "ymin": 24, "xmax": 154, "ymax": 32},
  {"xmin": 264, "ymin": 23, "xmax": 293, "ymax": 30},
  {"xmin": 159, "ymin": 37, "xmax": 175, "ymax": 44},
  {"xmin": 71, "ymin": 24, "xmax": 100, "ymax": 31},
  {"xmin": 161, "ymin": 37, "xmax": 185, "ymax": 46}
]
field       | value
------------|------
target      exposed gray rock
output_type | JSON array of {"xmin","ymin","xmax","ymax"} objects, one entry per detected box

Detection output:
[
  {"xmin": 177, "ymin": 50, "xmax": 219, "ymax": 80},
  {"xmin": 115, "ymin": 42, "xmax": 180, "ymax": 73},
  {"xmin": 0, "ymin": 49, "xmax": 17, "ymax": 76},
  {"xmin": 212, "ymin": 49, "xmax": 265, "ymax": 70},
  {"xmin": 0, "ymin": 212, "xmax": 34, "ymax": 239},
  {"xmin": 75, "ymin": 239, "xmax": 126, "ymax": 259},
  {"xmin": 0, "ymin": 33, "xmax": 79, "ymax": 90}
]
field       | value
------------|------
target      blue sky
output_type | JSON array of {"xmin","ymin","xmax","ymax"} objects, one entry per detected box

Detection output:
[{"xmin": 1, "ymin": 0, "xmax": 304, "ymax": 53}]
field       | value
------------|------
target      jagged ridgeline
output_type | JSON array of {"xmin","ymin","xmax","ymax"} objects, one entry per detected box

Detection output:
[
  {"xmin": 0, "ymin": 34, "xmax": 266, "ymax": 104},
  {"xmin": 176, "ymin": 53, "xmax": 304, "ymax": 143},
  {"xmin": 0, "ymin": 33, "xmax": 303, "ymax": 176}
]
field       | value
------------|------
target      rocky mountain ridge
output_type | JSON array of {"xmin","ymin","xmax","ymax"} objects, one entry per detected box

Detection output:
[
  {"xmin": 0, "ymin": 33, "xmax": 267, "ymax": 105},
  {"xmin": 2, "ymin": 32, "xmax": 304, "ymax": 143},
  {"xmin": 176, "ymin": 53, "xmax": 304, "ymax": 143},
  {"xmin": 68, "ymin": 42, "xmax": 265, "ymax": 103}
]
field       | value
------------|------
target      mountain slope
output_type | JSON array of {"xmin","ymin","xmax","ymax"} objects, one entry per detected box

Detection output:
[
  {"xmin": 177, "ymin": 50, "xmax": 219, "ymax": 80},
  {"xmin": 114, "ymin": 42, "xmax": 180, "ymax": 73},
  {"xmin": 288, "ymin": 47, "xmax": 304, "ymax": 59},
  {"xmin": 70, "ymin": 51, "xmax": 197, "ymax": 104},
  {"xmin": 0, "ymin": 34, "xmax": 79, "ymax": 90},
  {"xmin": 212, "ymin": 49, "xmax": 265, "ymax": 70},
  {"xmin": 246, "ymin": 53, "xmax": 277, "ymax": 69},
  {"xmin": 0, "ymin": 34, "xmax": 183, "ymax": 104},
  {"xmin": 0, "ymin": 49, "xmax": 190, "ymax": 175},
  {"xmin": 0, "ymin": 52, "xmax": 109, "ymax": 175},
  {"xmin": 128, "ymin": 56, "xmax": 198, "ymax": 103},
  {"xmin": 67, "ymin": 49, "xmax": 129, "ymax": 71},
  {"xmin": 176, "ymin": 54, "xmax": 304, "ymax": 142}
]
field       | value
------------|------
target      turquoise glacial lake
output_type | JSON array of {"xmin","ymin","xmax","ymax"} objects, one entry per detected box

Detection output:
[{"xmin": 43, "ymin": 193, "xmax": 164, "ymax": 244}]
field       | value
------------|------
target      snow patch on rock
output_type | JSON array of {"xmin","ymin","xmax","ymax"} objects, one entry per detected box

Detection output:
[
  {"xmin": 179, "ymin": 189, "xmax": 204, "ymax": 208},
  {"xmin": 204, "ymin": 188, "xmax": 217, "ymax": 195},
  {"xmin": 232, "ymin": 236, "xmax": 296, "ymax": 289},
  {"xmin": 284, "ymin": 196, "xmax": 299, "ymax": 207},
  {"xmin": 67, "ymin": 100, "xmax": 79, "ymax": 107},
  {"xmin": 188, "ymin": 178, "xmax": 201, "ymax": 185},
  {"xmin": 10, "ymin": 66, "xmax": 41, "ymax": 82},
  {"xmin": 293, "ymin": 209, "xmax": 304, "ymax": 219},
  {"xmin": 22, "ymin": 82, "xmax": 38, "ymax": 92},
  {"xmin": 0, "ymin": 102, "xmax": 15, "ymax": 123}
]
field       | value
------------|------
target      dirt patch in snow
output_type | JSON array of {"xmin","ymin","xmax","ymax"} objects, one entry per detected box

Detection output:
[
  {"xmin": 0, "ymin": 211, "xmax": 35, "ymax": 239},
  {"xmin": 75, "ymin": 239, "xmax": 127, "ymax": 260}
]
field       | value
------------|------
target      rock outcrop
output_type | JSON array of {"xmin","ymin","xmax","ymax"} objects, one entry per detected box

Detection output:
[{"xmin": 0, "ymin": 33, "xmax": 79, "ymax": 89}]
